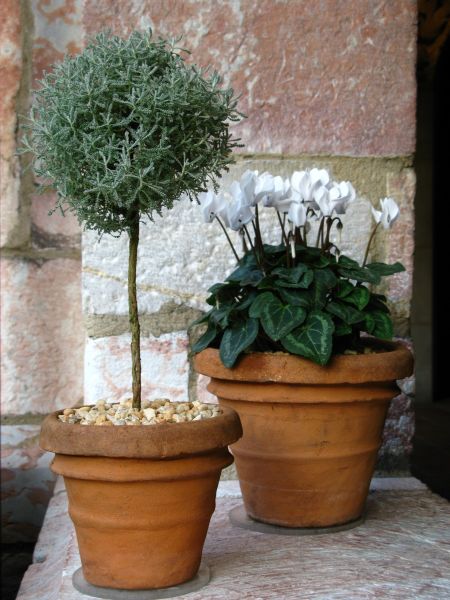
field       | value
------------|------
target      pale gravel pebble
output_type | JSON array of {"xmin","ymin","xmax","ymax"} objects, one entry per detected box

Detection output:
[{"xmin": 58, "ymin": 398, "xmax": 222, "ymax": 426}]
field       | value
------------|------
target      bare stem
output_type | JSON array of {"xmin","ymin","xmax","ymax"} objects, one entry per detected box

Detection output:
[
  {"xmin": 276, "ymin": 210, "xmax": 289, "ymax": 245},
  {"xmin": 243, "ymin": 225, "xmax": 255, "ymax": 250},
  {"xmin": 315, "ymin": 216, "xmax": 325, "ymax": 249},
  {"xmin": 128, "ymin": 216, "xmax": 141, "ymax": 410},
  {"xmin": 362, "ymin": 222, "xmax": 380, "ymax": 266},
  {"xmin": 215, "ymin": 216, "xmax": 240, "ymax": 262},
  {"xmin": 254, "ymin": 205, "xmax": 266, "ymax": 269}
]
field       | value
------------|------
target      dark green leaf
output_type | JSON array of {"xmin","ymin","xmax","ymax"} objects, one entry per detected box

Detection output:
[
  {"xmin": 260, "ymin": 297, "xmax": 307, "ymax": 341},
  {"xmin": 315, "ymin": 268, "xmax": 338, "ymax": 289},
  {"xmin": 272, "ymin": 264, "xmax": 309, "ymax": 284},
  {"xmin": 365, "ymin": 262, "xmax": 405, "ymax": 277},
  {"xmin": 281, "ymin": 311, "xmax": 334, "ymax": 365},
  {"xmin": 263, "ymin": 244, "xmax": 286, "ymax": 255},
  {"xmin": 207, "ymin": 283, "xmax": 225, "ymax": 295},
  {"xmin": 277, "ymin": 269, "xmax": 314, "ymax": 289},
  {"xmin": 249, "ymin": 291, "xmax": 277, "ymax": 318},
  {"xmin": 190, "ymin": 309, "xmax": 212, "ymax": 326},
  {"xmin": 257, "ymin": 276, "xmax": 278, "ymax": 290},
  {"xmin": 363, "ymin": 313, "xmax": 376, "ymax": 334},
  {"xmin": 336, "ymin": 280, "xmax": 354, "ymax": 298},
  {"xmin": 192, "ymin": 322, "xmax": 218, "ymax": 353},
  {"xmin": 278, "ymin": 289, "xmax": 313, "ymax": 308},
  {"xmin": 219, "ymin": 318, "xmax": 259, "ymax": 368},
  {"xmin": 371, "ymin": 311, "xmax": 393, "ymax": 339},
  {"xmin": 334, "ymin": 321, "xmax": 353, "ymax": 336},
  {"xmin": 236, "ymin": 290, "xmax": 258, "ymax": 311},
  {"xmin": 326, "ymin": 301, "xmax": 365, "ymax": 324},
  {"xmin": 311, "ymin": 269, "xmax": 336, "ymax": 309},
  {"xmin": 338, "ymin": 255, "xmax": 359, "ymax": 269},
  {"xmin": 210, "ymin": 305, "xmax": 234, "ymax": 327},
  {"xmin": 368, "ymin": 295, "xmax": 390, "ymax": 313},
  {"xmin": 342, "ymin": 286, "xmax": 370, "ymax": 310},
  {"xmin": 337, "ymin": 266, "xmax": 381, "ymax": 284},
  {"xmin": 226, "ymin": 265, "xmax": 264, "ymax": 286}
]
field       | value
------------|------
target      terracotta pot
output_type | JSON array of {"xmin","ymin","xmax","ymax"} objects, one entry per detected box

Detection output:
[
  {"xmin": 194, "ymin": 341, "xmax": 413, "ymax": 528},
  {"xmin": 40, "ymin": 405, "xmax": 242, "ymax": 590}
]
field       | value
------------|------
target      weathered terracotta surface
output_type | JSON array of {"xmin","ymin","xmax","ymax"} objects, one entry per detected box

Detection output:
[
  {"xmin": 40, "ymin": 407, "xmax": 242, "ymax": 589},
  {"xmin": 194, "ymin": 344, "xmax": 414, "ymax": 527},
  {"xmin": 40, "ymin": 405, "xmax": 241, "ymax": 458}
]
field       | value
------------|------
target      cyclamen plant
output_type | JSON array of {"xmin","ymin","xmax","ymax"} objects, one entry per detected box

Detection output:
[
  {"xmin": 193, "ymin": 168, "xmax": 404, "ymax": 367},
  {"xmin": 24, "ymin": 30, "xmax": 242, "ymax": 408}
]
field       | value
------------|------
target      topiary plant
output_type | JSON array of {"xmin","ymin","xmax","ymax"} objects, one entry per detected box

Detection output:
[{"xmin": 24, "ymin": 30, "xmax": 242, "ymax": 409}]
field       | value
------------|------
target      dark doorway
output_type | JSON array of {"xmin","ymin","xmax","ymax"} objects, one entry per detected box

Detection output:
[{"xmin": 411, "ymin": 19, "xmax": 450, "ymax": 500}]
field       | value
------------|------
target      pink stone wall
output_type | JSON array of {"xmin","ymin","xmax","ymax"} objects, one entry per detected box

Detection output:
[
  {"xmin": 1, "ymin": 0, "xmax": 84, "ymax": 542},
  {"xmin": 83, "ymin": 0, "xmax": 417, "ymax": 156}
]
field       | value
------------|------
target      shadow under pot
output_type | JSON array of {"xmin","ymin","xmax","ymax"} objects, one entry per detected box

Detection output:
[
  {"xmin": 194, "ymin": 340, "xmax": 413, "ymax": 529},
  {"xmin": 40, "ymin": 405, "xmax": 242, "ymax": 590}
]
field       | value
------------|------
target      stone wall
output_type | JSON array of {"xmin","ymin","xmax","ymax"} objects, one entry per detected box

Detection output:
[
  {"xmin": 1, "ymin": 0, "xmax": 417, "ymax": 542},
  {"xmin": 1, "ymin": 0, "xmax": 84, "ymax": 543}
]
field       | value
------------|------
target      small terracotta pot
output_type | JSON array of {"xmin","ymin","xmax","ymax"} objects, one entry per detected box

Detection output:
[
  {"xmin": 194, "ymin": 341, "xmax": 413, "ymax": 528},
  {"xmin": 40, "ymin": 406, "xmax": 242, "ymax": 590}
]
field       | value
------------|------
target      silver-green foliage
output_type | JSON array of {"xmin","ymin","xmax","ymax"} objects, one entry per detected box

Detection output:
[{"xmin": 25, "ymin": 30, "xmax": 242, "ymax": 234}]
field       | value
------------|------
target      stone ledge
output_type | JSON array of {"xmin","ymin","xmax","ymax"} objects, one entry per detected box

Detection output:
[{"xmin": 17, "ymin": 477, "xmax": 450, "ymax": 599}]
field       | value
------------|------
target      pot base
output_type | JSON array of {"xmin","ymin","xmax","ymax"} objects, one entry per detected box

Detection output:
[
  {"xmin": 72, "ymin": 564, "xmax": 210, "ymax": 599},
  {"xmin": 229, "ymin": 505, "xmax": 365, "ymax": 535}
]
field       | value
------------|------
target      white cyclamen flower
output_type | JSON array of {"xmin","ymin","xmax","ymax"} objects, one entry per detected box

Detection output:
[
  {"xmin": 287, "ymin": 201, "xmax": 308, "ymax": 227},
  {"xmin": 262, "ymin": 176, "xmax": 292, "ymax": 212},
  {"xmin": 291, "ymin": 168, "xmax": 330, "ymax": 205},
  {"xmin": 314, "ymin": 185, "xmax": 336, "ymax": 217},
  {"xmin": 239, "ymin": 170, "xmax": 259, "ymax": 206},
  {"xmin": 371, "ymin": 197, "xmax": 400, "ymax": 229},
  {"xmin": 329, "ymin": 181, "xmax": 356, "ymax": 215},
  {"xmin": 228, "ymin": 199, "xmax": 255, "ymax": 231},
  {"xmin": 254, "ymin": 172, "xmax": 275, "ymax": 203},
  {"xmin": 199, "ymin": 190, "xmax": 227, "ymax": 223}
]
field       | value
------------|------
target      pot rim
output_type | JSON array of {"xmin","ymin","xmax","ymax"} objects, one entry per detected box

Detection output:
[
  {"xmin": 40, "ymin": 404, "xmax": 242, "ymax": 459},
  {"xmin": 193, "ymin": 339, "xmax": 413, "ymax": 385}
]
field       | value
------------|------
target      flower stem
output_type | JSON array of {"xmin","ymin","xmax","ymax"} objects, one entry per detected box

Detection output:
[
  {"xmin": 215, "ymin": 216, "xmax": 240, "ymax": 262},
  {"xmin": 316, "ymin": 216, "xmax": 325, "ymax": 249},
  {"xmin": 254, "ymin": 204, "xmax": 265, "ymax": 265},
  {"xmin": 276, "ymin": 210, "xmax": 289, "ymax": 245},
  {"xmin": 362, "ymin": 222, "xmax": 380, "ymax": 266}
]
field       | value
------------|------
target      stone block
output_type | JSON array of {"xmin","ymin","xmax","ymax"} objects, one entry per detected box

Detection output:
[
  {"xmin": 0, "ymin": 0, "xmax": 30, "ymax": 249},
  {"xmin": 0, "ymin": 257, "xmax": 84, "ymax": 414},
  {"xmin": 195, "ymin": 374, "xmax": 218, "ymax": 405},
  {"xmin": 84, "ymin": 332, "xmax": 190, "ymax": 404},
  {"xmin": 30, "ymin": 0, "xmax": 84, "ymax": 247},
  {"xmin": 378, "ymin": 393, "xmax": 415, "ymax": 472},
  {"xmin": 83, "ymin": 0, "xmax": 416, "ymax": 156},
  {"xmin": 1, "ymin": 425, "xmax": 56, "ymax": 543}
]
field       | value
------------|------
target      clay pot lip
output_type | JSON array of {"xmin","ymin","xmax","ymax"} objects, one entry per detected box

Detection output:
[
  {"xmin": 193, "ymin": 339, "xmax": 414, "ymax": 385},
  {"xmin": 40, "ymin": 404, "xmax": 242, "ymax": 459}
]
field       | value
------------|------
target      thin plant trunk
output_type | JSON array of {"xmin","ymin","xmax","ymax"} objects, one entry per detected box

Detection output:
[{"xmin": 128, "ymin": 216, "xmax": 141, "ymax": 409}]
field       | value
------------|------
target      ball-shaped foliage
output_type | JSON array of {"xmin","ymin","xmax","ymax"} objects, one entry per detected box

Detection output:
[{"xmin": 26, "ymin": 30, "xmax": 242, "ymax": 235}]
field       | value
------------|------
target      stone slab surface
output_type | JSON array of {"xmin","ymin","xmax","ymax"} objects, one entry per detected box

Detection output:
[
  {"xmin": 17, "ymin": 478, "xmax": 450, "ymax": 600},
  {"xmin": 82, "ymin": 0, "xmax": 416, "ymax": 156}
]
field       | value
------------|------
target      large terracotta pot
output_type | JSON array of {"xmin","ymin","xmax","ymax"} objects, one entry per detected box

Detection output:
[
  {"xmin": 194, "ymin": 341, "xmax": 413, "ymax": 528},
  {"xmin": 40, "ymin": 406, "xmax": 242, "ymax": 590}
]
